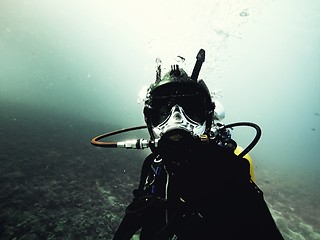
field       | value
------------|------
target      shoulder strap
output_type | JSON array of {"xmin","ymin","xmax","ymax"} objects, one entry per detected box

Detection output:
[{"xmin": 135, "ymin": 153, "xmax": 157, "ymax": 196}]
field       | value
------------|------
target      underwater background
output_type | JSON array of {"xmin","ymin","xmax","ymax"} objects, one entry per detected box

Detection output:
[{"xmin": 0, "ymin": 0, "xmax": 319, "ymax": 239}]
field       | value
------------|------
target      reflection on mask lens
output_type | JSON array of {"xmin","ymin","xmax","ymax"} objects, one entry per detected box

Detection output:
[{"xmin": 150, "ymin": 95, "xmax": 206, "ymax": 126}]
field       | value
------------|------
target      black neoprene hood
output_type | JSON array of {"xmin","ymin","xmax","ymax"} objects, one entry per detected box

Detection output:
[{"xmin": 144, "ymin": 65, "xmax": 215, "ymax": 138}]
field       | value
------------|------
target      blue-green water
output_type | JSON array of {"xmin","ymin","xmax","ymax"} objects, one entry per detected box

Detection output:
[{"xmin": 1, "ymin": 0, "xmax": 319, "ymax": 239}]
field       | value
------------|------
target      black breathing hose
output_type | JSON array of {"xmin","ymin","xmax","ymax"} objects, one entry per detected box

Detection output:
[{"xmin": 224, "ymin": 122, "xmax": 262, "ymax": 158}]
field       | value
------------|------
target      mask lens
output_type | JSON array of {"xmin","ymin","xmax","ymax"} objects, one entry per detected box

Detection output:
[
  {"xmin": 180, "ymin": 95, "xmax": 206, "ymax": 123},
  {"xmin": 150, "ymin": 97, "xmax": 172, "ymax": 126},
  {"xmin": 150, "ymin": 94, "xmax": 206, "ymax": 126}
]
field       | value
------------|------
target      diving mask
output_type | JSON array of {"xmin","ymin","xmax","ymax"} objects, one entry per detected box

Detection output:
[{"xmin": 150, "ymin": 102, "xmax": 206, "ymax": 139}]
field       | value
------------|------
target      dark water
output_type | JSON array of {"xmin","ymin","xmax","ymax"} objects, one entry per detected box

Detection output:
[{"xmin": 0, "ymin": 101, "xmax": 149, "ymax": 239}]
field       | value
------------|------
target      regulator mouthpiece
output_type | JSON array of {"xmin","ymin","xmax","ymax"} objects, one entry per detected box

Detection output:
[{"xmin": 157, "ymin": 129, "xmax": 201, "ymax": 153}]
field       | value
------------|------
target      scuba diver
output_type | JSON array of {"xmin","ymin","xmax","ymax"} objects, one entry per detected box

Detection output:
[{"xmin": 91, "ymin": 49, "xmax": 284, "ymax": 239}]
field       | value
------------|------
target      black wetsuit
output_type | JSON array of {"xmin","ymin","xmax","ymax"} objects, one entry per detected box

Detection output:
[{"xmin": 112, "ymin": 141, "xmax": 284, "ymax": 240}]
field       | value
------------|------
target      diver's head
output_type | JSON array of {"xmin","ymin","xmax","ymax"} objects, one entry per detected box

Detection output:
[{"xmin": 144, "ymin": 55, "xmax": 214, "ymax": 152}]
